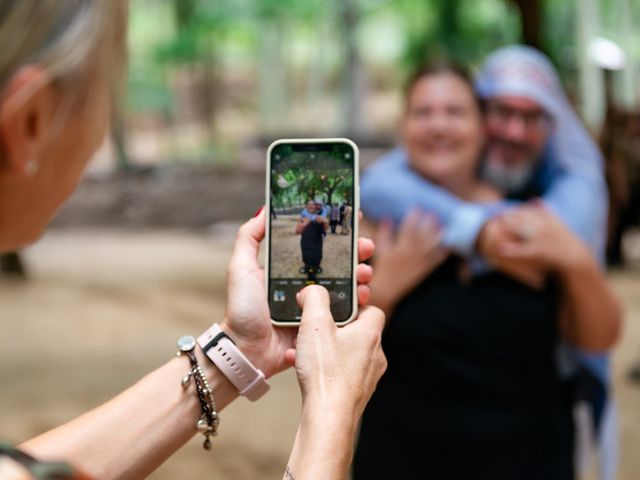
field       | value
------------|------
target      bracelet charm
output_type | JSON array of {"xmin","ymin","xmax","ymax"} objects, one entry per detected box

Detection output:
[{"xmin": 177, "ymin": 335, "xmax": 219, "ymax": 450}]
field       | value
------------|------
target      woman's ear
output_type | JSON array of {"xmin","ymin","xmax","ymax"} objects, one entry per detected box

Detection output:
[{"xmin": 0, "ymin": 65, "xmax": 57, "ymax": 176}]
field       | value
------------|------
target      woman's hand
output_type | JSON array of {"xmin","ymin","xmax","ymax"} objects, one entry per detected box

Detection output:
[
  {"xmin": 220, "ymin": 208, "xmax": 376, "ymax": 378},
  {"xmin": 369, "ymin": 210, "xmax": 448, "ymax": 316},
  {"xmin": 283, "ymin": 286, "xmax": 387, "ymax": 480},
  {"xmin": 293, "ymin": 286, "xmax": 387, "ymax": 416}
]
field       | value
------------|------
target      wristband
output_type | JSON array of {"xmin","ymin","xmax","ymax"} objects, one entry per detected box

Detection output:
[{"xmin": 197, "ymin": 324, "xmax": 270, "ymax": 401}]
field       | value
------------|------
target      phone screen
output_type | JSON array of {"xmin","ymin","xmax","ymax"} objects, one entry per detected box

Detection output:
[{"xmin": 268, "ymin": 140, "xmax": 356, "ymax": 324}]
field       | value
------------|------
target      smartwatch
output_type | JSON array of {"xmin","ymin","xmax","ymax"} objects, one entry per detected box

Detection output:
[{"xmin": 197, "ymin": 324, "xmax": 270, "ymax": 401}]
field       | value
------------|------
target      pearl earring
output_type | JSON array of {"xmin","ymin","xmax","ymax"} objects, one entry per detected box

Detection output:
[{"xmin": 25, "ymin": 158, "xmax": 39, "ymax": 176}]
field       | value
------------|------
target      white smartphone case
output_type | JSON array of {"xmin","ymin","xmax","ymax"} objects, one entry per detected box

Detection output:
[{"xmin": 265, "ymin": 138, "xmax": 359, "ymax": 327}]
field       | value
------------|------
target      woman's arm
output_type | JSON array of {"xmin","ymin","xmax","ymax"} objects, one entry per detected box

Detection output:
[
  {"xmin": 295, "ymin": 217, "xmax": 309, "ymax": 234},
  {"xmin": 20, "ymin": 345, "xmax": 238, "ymax": 480},
  {"xmin": 497, "ymin": 206, "xmax": 622, "ymax": 351},
  {"xmin": 19, "ymin": 209, "xmax": 380, "ymax": 480},
  {"xmin": 555, "ymin": 243, "xmax": 622, "ymax": 351}
]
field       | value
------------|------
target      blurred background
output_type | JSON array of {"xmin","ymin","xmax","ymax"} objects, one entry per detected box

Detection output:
[{"xmin": 1, "ymin": 0, "xmax": 640, "ymax": 478}]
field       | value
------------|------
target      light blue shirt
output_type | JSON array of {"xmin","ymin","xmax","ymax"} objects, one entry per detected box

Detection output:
[{"xmin": 361, "ymin": 147, "xmax": 607, "ymax": 263}]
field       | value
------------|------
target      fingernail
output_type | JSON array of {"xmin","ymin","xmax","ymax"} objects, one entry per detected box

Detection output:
[{"xmin": 254, "ymin": 206, "xmax": 265, "ymax": 217}]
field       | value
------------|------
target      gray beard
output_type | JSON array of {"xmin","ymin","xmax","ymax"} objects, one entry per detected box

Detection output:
[{"xmin": 481, "ymin": 159, "xmax": 535, "ymax": 196}]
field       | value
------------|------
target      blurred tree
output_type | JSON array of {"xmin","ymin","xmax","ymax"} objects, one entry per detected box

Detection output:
[
  {"xmin": 174, "ymin": 0, "xmax": 197, "ymax": 28},
  {"xmin": 112, "ymin": 104, "xmax": 130, "ymax": 169},
  {"xmin": 340, "ymin": 0, "xmax": 366, "ymax": 137},
  {"xmin": 272, "ymin": 168, "xmax": 352, "ymax": 208},
  {"xmin": 271, "ymin": 151, "xmax": 352, "ymax": 208},
  {"xmin": 155, "ymin": 0, "xmax": 240, "ymax": 134},
  {"xmin": 540, "ymin": 0, "xmax": 575, "ymax": 82},
  {"xmin": 510, "ymin": 0, "xmax": 542, "ymax": 49},
  {"xmin": 255, "ymin": 0, "xmax": 291, "ymax": 134},
  {"xmin": 127, "ymin": 1, "xmax": 174, "ymax": 117},
  {"xmin": 125, "ymin": 0, "xmax": 601, "ymax": 150},
  {"xmin": 394, "ymin": 0, "xmax": 520, "ymax": 74}
]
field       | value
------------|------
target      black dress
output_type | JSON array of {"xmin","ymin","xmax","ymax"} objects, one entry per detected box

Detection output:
[
  {"xmin": 300, "ymin": 222, "xmax": 324, "ymax": 269},
  {"xmin": 353, "ymin": 258, "xmax": 574, "ymax": 480}
]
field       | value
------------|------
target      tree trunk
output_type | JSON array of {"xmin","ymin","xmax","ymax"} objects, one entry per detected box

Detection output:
[
  {"xmin": 1, "ymin": 252, "xmax": 26, "ymax": 277},
  {"xmin": 258, "ymin": 22, "xmax": 287, "ymax": 134},
  {"xmin": 510, "ymin": 0, "xmax": 543, "ymax": 50},
  {"xmin": 617, "ymin": 0, "xmax": 636, "ymax": 110},
  {"xmin": 112, "ymin": 108, "xmax": 129, "ymax": 170},
  {"xmin": 305, "ymin": 18, "xmax": 329, "ymax": 128},
  {"xmin": 438, "ymin": 0, "xmax": 461, "ymax": 56},
  {"xmin": 340, "ymin": 0, "xmax": 366, "ymax": 137},
  {"xmin": 576, "ymin": 0, "xmax": 605, "ymax": 132},
  {"xmin": 173, "ymin": 0, "xmax": 197, "ymax": 29},
  {"xmin": 200, "ymin": 43, "xmax": 218, "ymax": 136}
]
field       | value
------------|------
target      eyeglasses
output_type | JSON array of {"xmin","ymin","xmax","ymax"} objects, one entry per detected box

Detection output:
[{"xmin": 486, "ymin": 102, "xmax": 552, "ymax": 131}]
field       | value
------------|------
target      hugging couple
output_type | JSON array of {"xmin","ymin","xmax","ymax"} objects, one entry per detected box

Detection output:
[{"xmin": 354, "ymin": 45, "xmax": 621, "ymax": 480}]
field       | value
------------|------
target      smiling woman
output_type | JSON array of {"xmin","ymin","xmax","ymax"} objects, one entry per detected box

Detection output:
[{"xmin": 402, "ymin": 62, "xmax": 497, "ymax": 202}]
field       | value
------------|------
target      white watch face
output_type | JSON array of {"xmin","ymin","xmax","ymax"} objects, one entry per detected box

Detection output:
[{"xmin": 177, "ymin": 335, "xmax": 196, "ymax": 352}]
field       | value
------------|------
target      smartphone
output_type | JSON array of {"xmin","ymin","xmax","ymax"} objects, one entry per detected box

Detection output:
[{"xmin": 266, "ymin": 138, "xmax": 359, "ymax": 326}]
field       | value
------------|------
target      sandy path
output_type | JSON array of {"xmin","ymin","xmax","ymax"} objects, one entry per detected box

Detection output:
[
  {"xmin": 1, "ymin": 229, "xmax": 639, "ymax": 479},
  {"xmin": 270, "ymin": 214, "xmax": 352, "ymax": 278},
  {"xmin": 0, "ymin": 228, "xmax": 300, "ymax": 480}
]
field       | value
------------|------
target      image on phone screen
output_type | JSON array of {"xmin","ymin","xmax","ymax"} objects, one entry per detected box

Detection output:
[{"xmin": 268, "ymin": 140, "xmax": 356, "ymax": 324}]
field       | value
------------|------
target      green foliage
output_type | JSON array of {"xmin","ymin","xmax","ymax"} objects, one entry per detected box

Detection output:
[
  {"xmin": 127, "ymin": 68, "xmax": 173, "ymax": 115},
  {"xmin": 271, "ymin": 150, "xmax": 353, "ymax": 208},
  {"xmin": 127, "ymin": 1, "xmax": 174, "ymax": 115},
  {"xmin": 541, "ymin": 0, "xmax": 576, "ymax": 82},
  {"xmin": 378, "ymin": 0, "xmax": 520, "ymax": 75},
  {"xmin": 125, "ymin": 0, "xmax": 600, "ymax": 159},
  {"xmin": 155, "ymin": 0, "xmax": 236, "ymax": 65}
]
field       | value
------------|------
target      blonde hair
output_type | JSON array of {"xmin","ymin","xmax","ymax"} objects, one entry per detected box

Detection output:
[{"xmin": 0, "ymin": 0, "xmax": 128, "ymax": 106}]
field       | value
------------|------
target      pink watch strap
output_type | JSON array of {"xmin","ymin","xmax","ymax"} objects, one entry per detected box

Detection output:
[{"xmin": 197, "ymin": 324, "xmax": 270, "ymax": 401}]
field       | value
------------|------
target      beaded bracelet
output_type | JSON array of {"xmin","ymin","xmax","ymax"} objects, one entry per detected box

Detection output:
[{"xmin": 177, "ymin": 335, "xmax": 220, "ymax": 450}]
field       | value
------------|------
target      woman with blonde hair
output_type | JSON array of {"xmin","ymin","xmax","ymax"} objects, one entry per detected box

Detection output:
[{"xmin": 0, "ymin": 2, "xmax": 386, "ymax": 479}]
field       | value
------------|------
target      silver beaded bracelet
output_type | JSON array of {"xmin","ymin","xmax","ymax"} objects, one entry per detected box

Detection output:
[{"xmin": 177, "ymin": 335, "xmax": 220, "ymax": 450}]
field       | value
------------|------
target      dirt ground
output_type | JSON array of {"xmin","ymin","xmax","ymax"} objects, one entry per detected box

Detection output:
[
  {"xmin": 1, "ymin": 228, "xmax": 640, "ymax": 480},
  {"xmin": 270, "ymin": 214, "xmax": 352, "ymax": 279}
]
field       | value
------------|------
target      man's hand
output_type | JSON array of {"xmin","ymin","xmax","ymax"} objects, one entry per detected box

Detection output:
[
  {"xmin": 496, "ymin": 204, "xmax": 592, "ymax": 273},
  {"xmin": 476, "ymin": 212, "xmax": 546, "ymax": 289}
]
